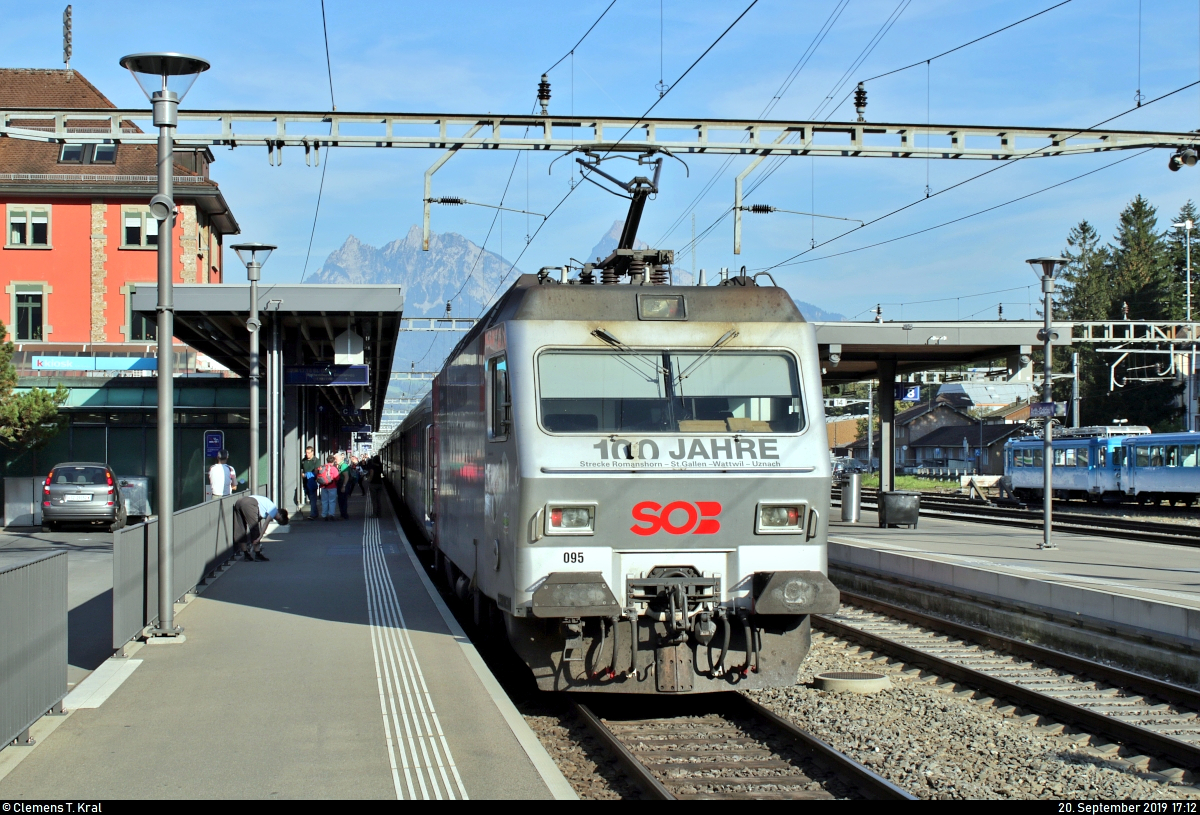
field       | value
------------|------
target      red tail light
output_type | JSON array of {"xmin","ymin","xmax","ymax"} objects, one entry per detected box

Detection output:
[
  {"xmin": 106, "ymin": 471, "xmax": 114, "ymax": 487},
  {"xmin": 550, "ymin": 508, "xmax": 563, "ymax": 527},
  {"xmin": 44, "ymin": 471, "xmax": 52, "ymax": 493}
]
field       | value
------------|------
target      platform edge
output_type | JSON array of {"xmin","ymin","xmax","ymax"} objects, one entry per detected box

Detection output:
[{"xmin": 386, "ymin": 501, "xmax": 579, "ymax": 801}]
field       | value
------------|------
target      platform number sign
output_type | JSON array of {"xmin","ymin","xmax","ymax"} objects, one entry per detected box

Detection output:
[{"xmin": 894, "ymin": 385, "xmax": 920, "ymax": 402}]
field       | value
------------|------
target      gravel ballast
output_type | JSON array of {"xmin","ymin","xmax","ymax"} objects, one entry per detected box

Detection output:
[{"xmin": 749, "ymin": 631, "xmax": 1200, "ymax": 800}]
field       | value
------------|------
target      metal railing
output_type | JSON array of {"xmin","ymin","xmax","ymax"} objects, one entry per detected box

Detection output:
[
  {"xmin": 112, "ymin": 494, "xmax": 240, "ymax": 650},
  {"xmin": 1, "ymin": 552, "xmax": 67, "ymax": 750},
  {"xmin": 0, "ymin": 173, "xmax": 209, "ymax": 184}
]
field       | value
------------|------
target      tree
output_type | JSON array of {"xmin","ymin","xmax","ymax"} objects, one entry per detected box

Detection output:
[
  {"xmin": 1056, "ymin": 200, "xmax": 1183, "ymax": 430},
  {"xmin": 0, "ymin": 321, "xmax": 67, "ymax": 449}
]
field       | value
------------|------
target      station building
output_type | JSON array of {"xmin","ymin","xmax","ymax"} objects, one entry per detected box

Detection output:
[{"xmin": 0, "ymin": 68, "xmax": 247, "ymax": 506}]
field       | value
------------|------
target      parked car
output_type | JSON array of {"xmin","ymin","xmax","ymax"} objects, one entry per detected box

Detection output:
[
  {"xmin": 832, "ymin": 457, "xmax": 868, "ymax": 475},
  {"xmin": 41, "ymin": 462, "xmax": 126, "ymax": 532}
]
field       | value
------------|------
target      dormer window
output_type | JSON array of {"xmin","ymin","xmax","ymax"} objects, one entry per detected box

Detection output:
[{"xmin": 58, "ymin": 143, "xmax": 117, "ymax": 165}]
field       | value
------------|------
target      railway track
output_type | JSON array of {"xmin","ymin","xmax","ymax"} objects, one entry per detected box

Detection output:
[
  {"xmin": 817, "ymin": 591, "xmax": 1200, "ymax": 783},
  {"xmin": 573, "ymin": 694, "xmax": 916, "ymax": 800},
  {"xmin": 831, "ymin": 486, "xmax": 1200, "ymax": 546}
]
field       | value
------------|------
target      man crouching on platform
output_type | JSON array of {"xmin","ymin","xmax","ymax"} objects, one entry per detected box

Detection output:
[{"xmin": 234, "ymin": 494, "xmax": 289, "ymax": 562}]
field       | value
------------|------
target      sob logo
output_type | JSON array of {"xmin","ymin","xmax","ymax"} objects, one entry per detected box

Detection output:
[{"xmin": 631, "ymin": 501, "xmax": 722, "ymax": 536}]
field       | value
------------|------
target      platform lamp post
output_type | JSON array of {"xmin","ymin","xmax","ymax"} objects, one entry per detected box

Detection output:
[
  {"xmin": 230, "ymin": 244, "xmax": 276, "ymax": 499},
  {"xmin": 119, "ymin": 52, "xmax": 209, "ymax": 639},
  {"xmin": 1027, "ymin": 256, "xmax": 1070, "ymax": 551}
]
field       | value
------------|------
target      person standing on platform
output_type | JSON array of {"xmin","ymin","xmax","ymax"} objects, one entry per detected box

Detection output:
[
  {"xmin": 337, "ymin": 452, "xmax": 352, "ymax": 520},
  {"xmin": 208, "ymin": 449, "xmax": 236, "ymax": 499},
  {"xmin": 301, "ymin": 446, "xmax": 320, "ymax": 519},
  {"xmin": 316, "ymin": 454, "xmax": 340, "ymax": 521},
  {"xmin": 233, "ymin": 492, "xmax": 289, "ymax": 562},
  {"xmin": 365, "ymin": 456, "xmax": 384, "ymax": 517}
]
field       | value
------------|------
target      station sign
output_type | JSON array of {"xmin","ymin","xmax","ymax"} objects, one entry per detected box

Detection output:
[
  {"xmin": 895, "ymin": 385, "xmax": 920, "ymax": 402},
  {"xmin": 1030, "ymin": 401, "xmax": 1066, "ymax": 418},
  {"xmin": 33, "ymin": 356, "xmax": 156, "ymax": 371},
  {"xmin": 204, "ymin": 430, "xmax": 224, "ymax": 458},
  {"xmin": 284, "ymin": 364, "xmax": 369, "ymax": 386},
  {"xmin": 342, "ymin": 424, "xmax": 372, "ymax": 433}
]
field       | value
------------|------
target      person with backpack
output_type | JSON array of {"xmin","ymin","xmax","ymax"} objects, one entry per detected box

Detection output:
[
  {"xmin": 316, "ymin": 454, "xmax": 340, "ymax": 521},
  {"xmin": 336, "ymin": 452, "xmax": 352, "ymax": 520}
]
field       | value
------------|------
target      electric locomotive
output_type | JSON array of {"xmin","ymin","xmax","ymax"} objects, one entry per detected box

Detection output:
[{"xmin": 382, "ymin": 270, "xmax": 836, "ymax": 694}]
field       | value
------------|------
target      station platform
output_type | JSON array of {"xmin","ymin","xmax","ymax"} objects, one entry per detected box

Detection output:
[
  {"xmin": 0, "ymin": 494, "xmax": 574, "ymax": 800},
  {"xmin": 828, "ymin": 510, "xmax": 1200, "ymax": 683},
  {"xmin": 830, "ymin": 511, "xmax": 1200, "ymax": 611}
]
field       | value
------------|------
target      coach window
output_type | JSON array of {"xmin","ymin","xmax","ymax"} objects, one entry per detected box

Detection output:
[
  {"xmin": 1167, "ymin": 446, "xmax": 1181, "ymax": 467},
  {"xmin": 489, "ymin": 355, "xmax": 510, "ymax": 440},
  {"xmin": 1184, "ymin": 445, "xmax": 1198, "ymax": 467},
  {"xmin": 1053, "ymin": 449, "xmax": 1065, "ymax": 466},
  {"xmin": 1032, "ymin": 448, "xmax": 1043, "ymax": 467},
  {"xmin": 1098, "ymin": 447, "xmax": 1107, "ymax": 467},
  {"xmin": 1065, "ymin": 448, "xmax": 1076, "ymax": 466},
  {"xmin": 1077, "ymin": 447, "xmax": 1089, "ymax": 467}
]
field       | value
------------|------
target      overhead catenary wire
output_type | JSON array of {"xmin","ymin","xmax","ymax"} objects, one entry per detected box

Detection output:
[
  {"xmin": 684, "ymin": 0, "xmax": 1079, "ymax": 261},
  {"xmin": 480, "ymin": 0, "xmax": 762, "ymax": 309},
  {"xmin": 543, "ymin": 0, "xmax": 619, "ymax": 75},
  {"xmin": 655, "ymin": 0, "xmax": 849, "ymax": 246},
  {"xmin": 299, "ymin": 1, "xmax": 338, "ymax": 282},
  {"xmin": 766, "ymin": 147, "xmax": 1152, "ymax": 274},
  {"xmin": 672, "ymin": 0, "xmax": 909, "ymax": 259},
  {"xmin": 756, "ymin": 77, "xmax": 1200, "ymax": 274}
]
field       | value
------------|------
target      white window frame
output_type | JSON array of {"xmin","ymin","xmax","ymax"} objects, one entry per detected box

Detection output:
[
  {"xmin": 120, "ymin": 207, "xmax": 159, "ymax": 250},
  {"xmin": 5, "ymin": 281, "xmax": 53, "ymax": 343},
  {"xmin": 6, "ymin": 205, "xmax": 52, "ymax": 249}
]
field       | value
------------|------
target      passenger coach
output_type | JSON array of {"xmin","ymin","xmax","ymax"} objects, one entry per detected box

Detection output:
[{"xmin": 382, "ymin": 273, "xmax": 837, "ymax": 694}]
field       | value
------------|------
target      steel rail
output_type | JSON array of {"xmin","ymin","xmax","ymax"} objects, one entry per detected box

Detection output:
[
  {"xmin": 839, "ymin": 590, "xmax": 1200, "ymax": 712},
  {"xmin": 734, "ymin": 696, "xmax": 918, "ymax": 800},
  {"xmin": 573, "ymin": 702, "xmax": 674, "ymax": 800},
  {"xmin": 1, "ymin": 108, "xmax": 1194, "ymax": 159},
  {"xmin": 815, "ymin": 614, "xmax": 1200, "ymax": 771},
  {"xmin": 573, "ymin": 697, "xmax": 916, "ymax": 800}
]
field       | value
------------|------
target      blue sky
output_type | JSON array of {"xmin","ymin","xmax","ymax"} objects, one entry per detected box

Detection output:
[{"xmin": 5, "ymin": 0, "xmax": 1200, "ymax": 325}]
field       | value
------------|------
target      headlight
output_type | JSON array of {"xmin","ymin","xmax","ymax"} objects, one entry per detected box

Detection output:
[
  {"xmin": 756, "ymin": 502, "xmax": 805, "ymax": 534},
  {"xmin": 545, "ymin": 503, "xmax": 596, "ymax": 535}
]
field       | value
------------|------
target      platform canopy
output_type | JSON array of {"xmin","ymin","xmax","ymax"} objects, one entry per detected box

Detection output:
[
  {"xmin": 130, "ymin": 283, "xmax": 404, "ymax": 428},
  {"xmin": 811, "ymin": 320, "xmax": 1069, "ymax": 384}
]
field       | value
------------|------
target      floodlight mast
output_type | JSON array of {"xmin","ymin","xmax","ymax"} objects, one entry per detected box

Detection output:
[
  {"xmin": 1028, "ymin": 256, "xmax": 1070, "ymax": 551},
  {"xmin": 119, "ymin": 52, "xmax": 209, "ymax": 641}
]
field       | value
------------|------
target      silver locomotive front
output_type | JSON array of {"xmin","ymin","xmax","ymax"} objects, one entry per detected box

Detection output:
[{"xmin": 472, "ymin": 281, "xmax": 837, "ymax": 693}]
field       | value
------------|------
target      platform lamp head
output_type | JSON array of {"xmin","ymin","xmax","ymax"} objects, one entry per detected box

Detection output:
[
  {"xmin": 1025, "ymin": 257, "xmax": 1070, "ymax": 284},
  {"xmin": 119, "ymin": 52, "xmax": 209, "ymax": 122},
  {"xmin": 231, "ymin": 243, "xmax": 277, "ymax": 281}
]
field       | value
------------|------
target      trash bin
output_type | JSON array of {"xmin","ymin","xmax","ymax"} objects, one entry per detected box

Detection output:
[
  {"xmin": 840, "ymin": 473, "xmax": 862, "ymax": 523},
  {"xmin": 878, "ymin": 490, "xmax": 920, "ymax": 529}
]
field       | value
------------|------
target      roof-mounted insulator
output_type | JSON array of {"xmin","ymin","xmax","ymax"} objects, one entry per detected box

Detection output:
[
  {"xmin": 430, "ymin": 197, "xmax": 466, "ymax": 205},
  {"xmin": 538, "ymin": 74, "xmax": 551, "ymax": 115},
  {"xmin": 747, "ymin": 204, "xmax": 775, "ymax": 214},
  {"xmin": 854, "ymin": 82, "xmax": 867, "ymax": 123}
]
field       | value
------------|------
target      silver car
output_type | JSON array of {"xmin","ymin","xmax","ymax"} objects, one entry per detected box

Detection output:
[{"xmin": 42, "ymin": 462, "xmax": 127, "ymax": 532}]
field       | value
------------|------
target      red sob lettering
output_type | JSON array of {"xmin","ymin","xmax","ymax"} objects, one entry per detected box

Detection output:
[
  {"xmin": 630, "ymin": 501, "xmax": 662, "ymax": 536},
  {"xmin": 629, "ymin": 501, "xmax": 722, "ymax": 535}
]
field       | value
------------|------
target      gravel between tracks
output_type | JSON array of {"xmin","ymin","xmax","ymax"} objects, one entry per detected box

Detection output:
[{"xmin": 749, "ymin": 632, "xmax": 1199, "ymax": 800}]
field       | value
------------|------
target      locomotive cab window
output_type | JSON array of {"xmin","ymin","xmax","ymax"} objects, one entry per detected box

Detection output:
[
  {"xmin": 489, "ymin": 355, "xmax": 511, "ymax": 440},
  {"xmin": 537, "ymin": 349, "xmax": 803, "ymax": 434}
]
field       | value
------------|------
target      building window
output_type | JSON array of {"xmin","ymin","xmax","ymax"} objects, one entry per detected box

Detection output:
[
  {"xmin": 15, "ymin": 290, "xmax": 43, "ymax": 341},
  {"xmin": 7, "ymin": 207, "xmax": 50, "ymax": 247},
  {"xmin": 58, "ymin": 143, "xmax": 116, "ymax": 164},
  {"xmin": 130, "ymin": 310, "xmax": 157, "ymax": 341},
  {"xmin": 122, "ymin": 209, "xmax": 158, "ymax": 248}
]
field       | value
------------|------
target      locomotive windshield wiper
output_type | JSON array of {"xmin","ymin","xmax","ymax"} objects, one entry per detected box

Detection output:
[
  {"xmin": 675, "ymin": 329, "xmax": 739, "ymax": 387},
  {"xmin": 591, "ymin": 328, "xmax": 668, "ymax": 379}
]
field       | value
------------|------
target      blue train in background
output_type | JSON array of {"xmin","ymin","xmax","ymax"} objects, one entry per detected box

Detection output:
[{"xmin": 1005, "ymin": 426, "xmax": 1200, "ymax": 506}]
